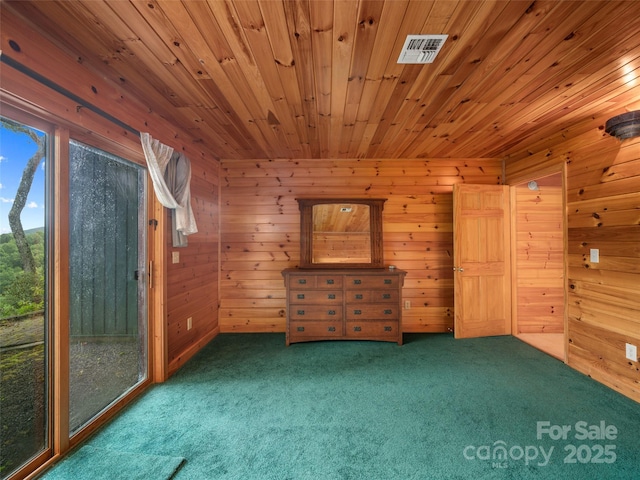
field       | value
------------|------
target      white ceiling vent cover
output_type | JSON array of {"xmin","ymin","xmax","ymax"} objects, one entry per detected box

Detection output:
[{"xmin": 397, "ymin": 34, "xmax": 448, "ymax": 64}]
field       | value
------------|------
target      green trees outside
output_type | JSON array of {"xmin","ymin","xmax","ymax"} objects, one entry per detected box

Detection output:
[
  {"xmin": 0, "ymin": 230, "xmax": 45, "ymax": 318},
  {"xmin": 0, "ymin": 118, "xmax": 46, "ymax": 319}
]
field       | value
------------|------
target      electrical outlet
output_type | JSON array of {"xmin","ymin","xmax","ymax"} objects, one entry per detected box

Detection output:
[
  {"xmin": 172, "ymin": 251, "xmax": 180, "ymax": 264},
  {"xmin": 590, "ymin": 248, "xmax": 599, "ymax": 263},
  {"xmin": 187, "ymin": 317, "xmax": 192, "ymax": 330},
  {"xmin": 625, "ymin": 343, "xmax": 637, "ymax": 362},
  {"xmin": 404, "ymin": 300, "xmax": 411, "ymax": 309}
]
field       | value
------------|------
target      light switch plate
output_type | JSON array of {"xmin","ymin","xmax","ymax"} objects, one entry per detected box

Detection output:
[
  {"xmin": 626, "ymin": 343, "xmax": 637, "ymax": 362},
  {"xmin": 590, "ymin": 248, "xmax": 599, "ymax": 263},
  {"xmin": 172, "ymin": 251, "xmax": 180, "ymax": 264}
]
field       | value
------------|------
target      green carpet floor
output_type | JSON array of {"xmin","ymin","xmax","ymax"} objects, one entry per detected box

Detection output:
[{"xmin": 43, "ymin": 333, "xmax": 640, "ymax": 479}]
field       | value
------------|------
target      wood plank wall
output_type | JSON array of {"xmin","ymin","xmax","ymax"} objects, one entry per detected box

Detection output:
[
  {"xmin": 506, "ymin": 129, "xmax": 640, "ymax": 403},
  {"xmin": 166, "ymin": 161, "xmax": 220, "ymax": 372},
  {"xmin": 220, "ymin": 158, "xmax": 502, "ymax": 334},
  {"xmin": 513, "ymin": 174, "xmax": 564, "ymax": 333}
]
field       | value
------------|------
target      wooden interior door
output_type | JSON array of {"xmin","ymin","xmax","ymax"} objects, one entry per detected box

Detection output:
[{"xmin": 453, "ymin": 184, "xmax": 511, "ymax": 338}]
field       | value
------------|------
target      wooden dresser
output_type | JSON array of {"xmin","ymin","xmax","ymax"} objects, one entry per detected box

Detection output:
[{"xmin": 282, "ymin": 268, "xmax": 407, "ymax": 346}]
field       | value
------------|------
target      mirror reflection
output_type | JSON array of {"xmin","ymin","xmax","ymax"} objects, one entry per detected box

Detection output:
[
  {"xmin": 312, "ymin": 204, "xmax": 371, "ymax": 263},
  {"xmin": 297, "ymin": 198, "xmax": 385, "ymax": 269}
]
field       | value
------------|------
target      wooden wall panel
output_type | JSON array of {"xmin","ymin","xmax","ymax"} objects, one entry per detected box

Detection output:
[
  {"xmin": 566, "ymin": 135, "xmax": 640, "ymax": 402},
  {"xmin": 166, "ymin": 163, "xmax": 220, "ymax": 373},
  {"xmin": 513, "ymin": 175, "xmax": 564, "ymax": 333},
  {"xmin": 506, "ymin": 128, "xmax": 640, "ymax": 403},
  {"xmin": 220, "ymin": 158, "xmax": 502, "ymax": 334}
]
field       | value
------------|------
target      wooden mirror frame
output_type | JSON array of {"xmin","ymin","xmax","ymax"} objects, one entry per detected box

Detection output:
[{"xmin": 297, "ymin": 198, "xmax": 386, "ymax": 269}]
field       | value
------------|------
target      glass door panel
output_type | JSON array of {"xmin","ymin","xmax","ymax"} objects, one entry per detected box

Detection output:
[
  {"xmin": 0, "ymin": 117, "xmax": 49, "ymax": 478},
  {"xmin": 68, "ymin": 141, "xmax": 147, "ymax": 434}
]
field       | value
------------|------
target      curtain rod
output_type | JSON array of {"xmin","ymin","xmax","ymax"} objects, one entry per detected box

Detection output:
[{"xmin": 1, "ymin": 53, "xmax": 140, "ymax": 137}]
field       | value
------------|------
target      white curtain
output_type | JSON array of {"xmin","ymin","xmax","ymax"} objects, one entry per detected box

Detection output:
[{"xmin": 140, "ymin": 132, "xmax": 198, "ymax": 246}]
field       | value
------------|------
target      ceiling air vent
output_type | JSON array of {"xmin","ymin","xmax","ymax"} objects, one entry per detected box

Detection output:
[{"xmin": 397, "ymin": 34, "xmax": 448, "ymax": 64}]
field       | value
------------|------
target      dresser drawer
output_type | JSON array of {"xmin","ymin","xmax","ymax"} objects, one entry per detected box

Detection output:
[
  {"xmin": 290, "ymin": 321, "xmax": 343, "ymax": 337},
  {"xmin": 346, "ymin": 275, "xmax": 399, "ymax": 289},
  {"xmin": 346, "ymin": 305, "xmax": 398, "ymax": 320},
  {"xmin": 289, "ymin": 290, "xmax": 343, "ymax": 304},
  {"xmin": 283, "ymin": 268, "xmax": 405, "ymax": 345},
  {"xmin": 290, "ymin": 305, "xmax": 343, "ymax": 320},
  {"xmin": 346, "ymin": 321, "xmax": 398, "ymax": 338},
  {"xmin": 288, "ymin": 274, "xmax": 343, "ymax": 289},
  {"xmin": 347, "ymin": 290, "xmax": 398, "ymax": 303}
]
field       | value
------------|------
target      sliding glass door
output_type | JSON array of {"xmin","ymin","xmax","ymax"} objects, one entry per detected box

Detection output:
[
  {"xmin": 68, "ymin": 141, "xmax": 148, "ymax": 434},
  {"xmin": 1, "ymin": 99, "xmax": 153, "ymax": 480}
]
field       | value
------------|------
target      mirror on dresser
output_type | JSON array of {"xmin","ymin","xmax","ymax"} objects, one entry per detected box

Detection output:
[{"xmin": 297, "ymin": 198, "xmax": 386, "ymax": 269}]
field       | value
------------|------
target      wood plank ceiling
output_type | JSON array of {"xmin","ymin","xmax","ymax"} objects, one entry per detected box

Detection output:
[{"xmin": 3, "ymin": 0, "xmax": 640, "ymax": 162}]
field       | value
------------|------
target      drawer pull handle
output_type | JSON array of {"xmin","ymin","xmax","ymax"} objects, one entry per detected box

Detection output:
[
  {"xmin": 382, "ymin": 294, "xmax": 391, "ymax": 299},
  {"xmin": 297, "ymin": 294, "xmax": 305, "ymax": 300},
  {"xmin": 298, "ymin": 279, "xmax": 307, "ymax": 285},
  {"xmin": 328, "ymin": 326, "xmax": 336, "ymax": 332},
  {"xmin": 384, "ymin": 326, "xmax": 392, "ymax": 332},
  {"xmin": 384, "ymin": 309, "xmax": 392, "ymax": 315},
  {"xmin": 384, "ymin": 279, "xmax": 392, "ymax": 285},
  {"xmin": 297, "ymin": 310, "xmax": 305, "ymax": 315},
  {"xmin": 328, "ymin": 294, "xmax": 335, "ymax": 299},
  {"xmin": 353, "ymin": 309, "xmax": 362, "ymax": 315},
  {"xmin": 328, "ymin": 310, "xmax": 336, "ymax": 315},
  {"xmin": 353, "ymin": 326, "xmax": 362, "ymax": 332},
  {"xmin": 326, "ymin": 279, "xmax": 334, "ymax": 285},
  {"xmin": 297, "ymin": 326, "xmax": 305, "ymax": 332},
  {"xmin": 355, "ymin": 294, "xmax": 363, "ymax": 300},
  {"xmin": 353, "ymin": 279, "xmax": 362, "ymax": 285}
]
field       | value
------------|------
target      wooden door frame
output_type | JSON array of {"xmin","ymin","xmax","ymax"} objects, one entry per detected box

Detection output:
[
  {"xmin": 508, "ymin": 164, "xmax": 568, "ymax": 363},
  {"xmin": 149, "ymin": 194, "xmax": 168, "ymax": 382}
]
